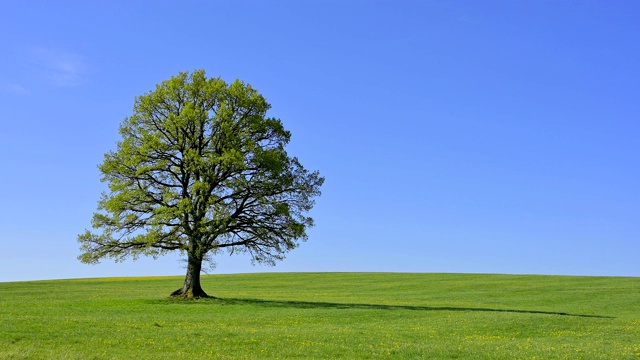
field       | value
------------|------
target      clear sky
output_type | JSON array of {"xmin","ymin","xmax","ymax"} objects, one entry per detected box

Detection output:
[{"xmin": 1, "ymin": 1, "xmax": 638, "ymax": 282}]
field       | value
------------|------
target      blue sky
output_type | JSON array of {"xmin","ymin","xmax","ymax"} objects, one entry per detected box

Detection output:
[{"xmin": 1, "ymin": 1, "xmax": 638, "ymax": 282}]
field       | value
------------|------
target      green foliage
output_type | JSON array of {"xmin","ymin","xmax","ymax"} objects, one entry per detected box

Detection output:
[
  {"xmin": 1, "ymin": 273, "xmax": 639, "ymax": 359},
  {"xmin": 78, "ymin": 70, "xmax": 323, "ymax": 273}
]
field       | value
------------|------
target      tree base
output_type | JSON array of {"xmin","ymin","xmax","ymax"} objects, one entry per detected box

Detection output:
[{"xmin": 170, "ymin": 287, "xmax": 212, "ymax": 299}]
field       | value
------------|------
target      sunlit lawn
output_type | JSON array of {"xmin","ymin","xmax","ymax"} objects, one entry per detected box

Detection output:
[{"xmin": 1, "ymin": 272, "xmax": 639, "ymax": 359}]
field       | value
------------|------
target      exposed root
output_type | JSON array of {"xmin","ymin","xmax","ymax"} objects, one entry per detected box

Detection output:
[{"xmin": 170, "ymin": 287, "xmax": 212, "ymax": 299}]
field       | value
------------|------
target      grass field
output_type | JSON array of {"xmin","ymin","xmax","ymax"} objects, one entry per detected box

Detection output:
[{"xmin": 0, "ymin": 272, "xmax": 639, "ymax": 359}]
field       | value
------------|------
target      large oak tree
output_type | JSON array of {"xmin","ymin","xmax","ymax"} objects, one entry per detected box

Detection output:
[{"xmin": 78, "ymin": 70, "xmax": 324, "ymax": 298}]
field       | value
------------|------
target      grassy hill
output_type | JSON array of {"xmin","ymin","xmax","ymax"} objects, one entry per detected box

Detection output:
[{"xmin": 1, "ymin": 272, "xmax": 638, "ymax": 359}]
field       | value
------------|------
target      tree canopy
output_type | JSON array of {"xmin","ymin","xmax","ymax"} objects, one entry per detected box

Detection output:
[{"xmin": 78, "ymin": 70, "xmax": 324, "ymax": 298}]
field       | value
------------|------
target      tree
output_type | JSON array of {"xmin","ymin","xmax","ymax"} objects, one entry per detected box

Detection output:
[{"xmin": 78, "ymin": 70, "xmax": 324, "ymax": 298}]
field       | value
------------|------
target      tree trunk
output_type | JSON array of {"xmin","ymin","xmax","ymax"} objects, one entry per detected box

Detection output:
[{"xmin": 170, "ymin": 253, "xmax": 210, "ymax": 299}]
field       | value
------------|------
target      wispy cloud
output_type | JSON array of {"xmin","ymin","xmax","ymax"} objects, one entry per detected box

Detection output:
[
  {"xmin": 0, "ymin": 83, "xmax": 30, "ymax": 95},
  {"xmin": 31, "ymin": 47, "xmax": 88, "ymax": 87}
]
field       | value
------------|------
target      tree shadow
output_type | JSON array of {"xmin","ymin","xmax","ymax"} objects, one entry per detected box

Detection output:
[{"xmin": 166, "ymin": 297, "xmax": 613, "ymax": 319}]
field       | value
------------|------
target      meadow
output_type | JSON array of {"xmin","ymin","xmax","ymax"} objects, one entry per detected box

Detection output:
[{"xmin": 0, "ymin": 272, "xmax": 638, "ymax": 359}]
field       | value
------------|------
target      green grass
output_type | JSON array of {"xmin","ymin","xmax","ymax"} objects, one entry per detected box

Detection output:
[{"xmin": 1, "ymin": 273, "xmax": 639, "ymax": 359}]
